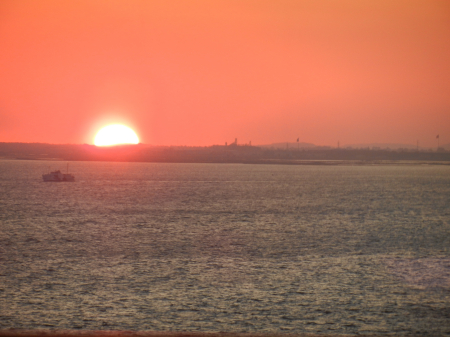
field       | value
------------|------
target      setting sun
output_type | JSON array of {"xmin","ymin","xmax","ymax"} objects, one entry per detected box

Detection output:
[{"xmin": 94, "ymin": 124, "xmax": 139, "ymax": 146}]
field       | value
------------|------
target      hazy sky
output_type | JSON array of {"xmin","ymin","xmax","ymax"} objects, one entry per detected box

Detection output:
[{"xmin": 1, "ymin": 0, "xmax": 449, "ymax": 146}]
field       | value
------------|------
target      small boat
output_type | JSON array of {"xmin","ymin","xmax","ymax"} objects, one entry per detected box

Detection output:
[{"xmin": 42, "ymin": 163, "xmax": 75, "ymax": 182}]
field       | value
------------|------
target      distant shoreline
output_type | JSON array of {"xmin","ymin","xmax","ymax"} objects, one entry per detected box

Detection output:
[
  {"xmin": 1, "ymin": 143, "xmax": 449, "ymax": 165},
  {"xmin": 2, "ymin": 158, "xmax": 450, "ymax": 166}
]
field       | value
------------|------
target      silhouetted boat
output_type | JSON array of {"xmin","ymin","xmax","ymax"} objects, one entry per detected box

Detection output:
[{"xmin": 42, "ymin": 164, "xmax": 75, "ymax": 182}]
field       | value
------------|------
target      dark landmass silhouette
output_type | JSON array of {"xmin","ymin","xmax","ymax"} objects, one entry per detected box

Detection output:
[
  {"xmin": 261, "ymin": 141, "xmax": 450, "ymax": 151},
  {"xmin": 1, "ymin": 142, "xmax": 449, "ymax": 164},
  {"xmin": 258, "ymin": 142, "xmax": 317, "ymax": 149},
  {"xmin": 345, "ymin": 142, "xmax": 450, "ymax": 150}
]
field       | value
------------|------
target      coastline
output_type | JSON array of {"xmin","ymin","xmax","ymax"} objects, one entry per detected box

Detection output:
[
  {"xmin": 2, "ymin": 158, "xmax": 450, "ymax": 166},
  {"xmin": 0, "ymin": 143, "xmax": 449, "ymax": 165}
]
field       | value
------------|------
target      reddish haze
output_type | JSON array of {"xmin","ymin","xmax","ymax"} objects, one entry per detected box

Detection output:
[{"xmin": 0, "ymin": 0, "xmax": 449, "ymax": 147}]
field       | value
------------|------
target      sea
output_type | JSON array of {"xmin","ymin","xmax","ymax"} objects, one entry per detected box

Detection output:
[{"xmin": 0, "ymin": 160, "xmax": 449, "ymax": 335}]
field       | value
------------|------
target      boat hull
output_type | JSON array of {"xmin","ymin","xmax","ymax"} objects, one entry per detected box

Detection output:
[{"xmin": 42, "ymin": 171, "xmax": 75, "ymax": 182}]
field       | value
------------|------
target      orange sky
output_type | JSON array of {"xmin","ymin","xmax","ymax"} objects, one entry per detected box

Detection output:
[{"xmin": 1, "ymin": 0, "xmax": 449, "ymax": 147}]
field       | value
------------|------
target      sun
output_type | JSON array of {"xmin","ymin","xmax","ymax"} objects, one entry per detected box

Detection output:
[{"xmin": 94, "ymin": 124, "xmax": 139, "ymax": 146}]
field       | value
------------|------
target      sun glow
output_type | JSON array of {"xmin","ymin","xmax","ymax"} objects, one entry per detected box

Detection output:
[{"xmin": 94, "ymin": 124, "xmax": 139, "ymax": 146}]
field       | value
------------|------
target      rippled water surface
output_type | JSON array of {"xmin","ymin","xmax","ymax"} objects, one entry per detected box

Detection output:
[{"xmin": 1, "ymin": 160, "xmax": 449, "ymax": 335}]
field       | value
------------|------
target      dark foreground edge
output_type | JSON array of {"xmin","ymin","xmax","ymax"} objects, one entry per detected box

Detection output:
[{"xmin": 0, "ymin": 331, "xmax": 399, "ymax": 337}]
